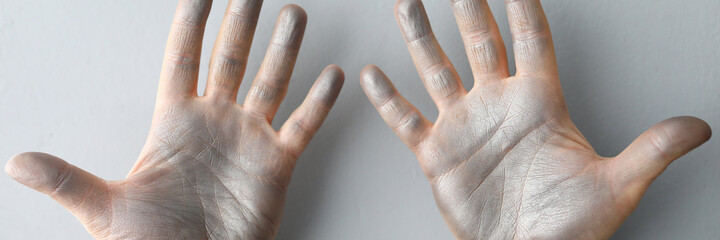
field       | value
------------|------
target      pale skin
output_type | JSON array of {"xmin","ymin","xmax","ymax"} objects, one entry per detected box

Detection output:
[
  {"xmin": 5, "ymin": 0, "xmax": 344, "ymax": 239},
  {"xmin": 360, "ymin": 0, "xmax": 711, "ymax": 239}
]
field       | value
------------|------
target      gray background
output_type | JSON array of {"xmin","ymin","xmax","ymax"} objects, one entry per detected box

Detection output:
[{"xmin": 1, "ymin": 0, "xmax": 718, "ymax": 239}]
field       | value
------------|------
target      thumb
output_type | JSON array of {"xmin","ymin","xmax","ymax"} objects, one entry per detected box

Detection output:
[
  {"xmin": 5, "ymin": 152, "xmax": 111, "ymax": 226},
  {"xmin": 612, "ymin": 116, "xmax": 711, "ymax": 194}
]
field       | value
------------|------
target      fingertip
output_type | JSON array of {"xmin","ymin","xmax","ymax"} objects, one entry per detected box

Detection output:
[
  {"xmin": 6, "ymin": 152, "xmax": 68, "ymax": 194},
  {"xmin": 394, "ymin": 0, "xmax": 429, "ymax": 41},
  {"xmin": 280, "ymin": 4, "xmax": 308, "ymax": 25},
  {"xmin": 394, "ymin": 0, "xmax": 421, "ymax": 16},
  {"xmin": 359, "ymin": 65, "xmax": 397, "ymax": 106},
  {"xmin": 612, "ymin": 116, "xmax": 712, "ymax": 204},
  {"xmin": 360, "ymin": 65, "xmax": 375, "ymax": 82},
  {"xmin": 6, "ymin": 152, "xmax": 45, "ymax": 180},
  {"xmin": 655, "ymin": 116, "xmax": 712, "ymax": 157},
  {"xmin": 360, "ymin": 64, "xmax": 381, "ymax": 76},
  {"xmin": 309, "ymin": 65, "xmax": 345, "ymax": 106},
  {"xmin": 227, "ymin": 0, "xmax": 263, "ymax": 20},
  {"xmin": 359, "ymin": 65, "xmax": 387, "ymax": 85},
  {"xmin": 663, "ymin": 116, "xmax": 711, "ymax": 141},
  {"xmin": 319, "ymin": 65, "xmax": 344, "ymax": 91},
  {"xmin": 175, "ymin": 0, "xmax": 213, "ymax": 25},
  {"xmin": 273, "ymin": 4, "xmax": 307, "ymax": 48},
  {"xmin": 7, "ymin": 153, "xmax": 110, "ymax": 223},
  {"xmin": 616, "ymin": 115, "xmax": 713, "ymax": 178},
  {"xmin": 322, "ymin": 64, "xmax": 345, "ymax": 85},
  {"xmin": 5, "ymin": 153, "xmax": 22, "ymax": 179}
]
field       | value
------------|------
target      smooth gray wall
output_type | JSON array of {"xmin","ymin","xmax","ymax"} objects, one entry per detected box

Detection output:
[{"xmin": 1, "ymin": 1, "xmax": 718, "ymax": 239}]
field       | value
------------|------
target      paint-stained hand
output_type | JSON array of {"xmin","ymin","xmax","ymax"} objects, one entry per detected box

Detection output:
[
  {"xmin": 5, "ymin": 1, "xmax": 344, "ymax": 239},
  {"xmin": 360, "ymin": 0, "xmax": 710, "ymax": 239}
]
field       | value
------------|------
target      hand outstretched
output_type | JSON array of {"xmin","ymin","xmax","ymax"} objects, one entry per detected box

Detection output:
[
  {"xmin": 360, "ymin": 0, "xmax": 710, "ymax": 239},
  {"xmin": 5, "ymin": 1, "xmax": 344, "ymax": 239}
]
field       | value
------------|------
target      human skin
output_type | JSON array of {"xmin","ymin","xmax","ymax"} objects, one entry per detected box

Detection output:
[
  {"xmin": 5, "ymin": 0, "xmax": 344, "ymax": 239},
  {"xmin": 360, "ymin": 0, "xmax": 711, "ymax": 239}
]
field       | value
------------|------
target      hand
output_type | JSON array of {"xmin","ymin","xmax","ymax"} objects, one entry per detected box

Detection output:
[
  {"xmin": 5, "ymin": 1, "xmax": 344, "ymax": 239},
  {"xmin": 360, "ymin": 0, "xmax": 711, "ymax": 239}
]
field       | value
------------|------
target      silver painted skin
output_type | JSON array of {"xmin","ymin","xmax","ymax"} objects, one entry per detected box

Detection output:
[
  {"xmin": 3, "ymin": 0, "xmax": 712, "ymax": 239},
  {"xmin": 5, "ymin": 0, "xmax": 345, "ymax": 239},
  {"xmin": 360, "ymin": 0, "xmax": 711, "ymax": 239}
]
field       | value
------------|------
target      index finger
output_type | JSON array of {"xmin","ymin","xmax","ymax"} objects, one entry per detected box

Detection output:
[{"xmin": 158, "ymin": 0, "xmax": 213, "ymax": 102}]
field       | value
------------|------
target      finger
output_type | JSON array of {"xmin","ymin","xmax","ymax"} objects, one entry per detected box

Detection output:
[
  {"xmin": 244, "ymin": 5, "xmax": 307, "ymax": 122},
  {"xmin": 360, "ymin": 65, "xmax": 432, "ymax": 149},
  {"xmin": 157, "ymin": 0, "xmax": 213, "ymax": 101},
  {"xmin": 613, "ymin": 117, "xmax": 711, "ymax": 192},
  {"xmin": 279, "ymin": 65, "xmax": 344, "ymax": 157},
  {"xmin": 205, "ymin": 0, "xmax": 263, "ymax": 100},
  {"xmin": 505, "ymin": 0, "xmax": 557, "ymax": 76},
  {"xmin": 395, "ymin": 0, "xmax": 466, "ymax": 108},
  {"xmin": 5, "ymin": 152, "xmax": 110, "ymax": 227},
  {"xmin": 451, "ymin": 0, "xmax": 509, "ymax": 83}
]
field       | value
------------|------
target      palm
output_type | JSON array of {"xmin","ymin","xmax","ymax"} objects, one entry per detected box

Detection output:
[
  {"xmin": 108, "ymin": 100, "xmax": 290, "ymax": 239},
  {"xmin": 6, "ymin": 1, "xmax": 344, "ymax": 239},
  {"xmin": 361, "ymin": 0, "xmax": 710, "ymax": 239},
  {"xmin": 428, "ymin": 77, "xmax": 617, "ymax": 239}
]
